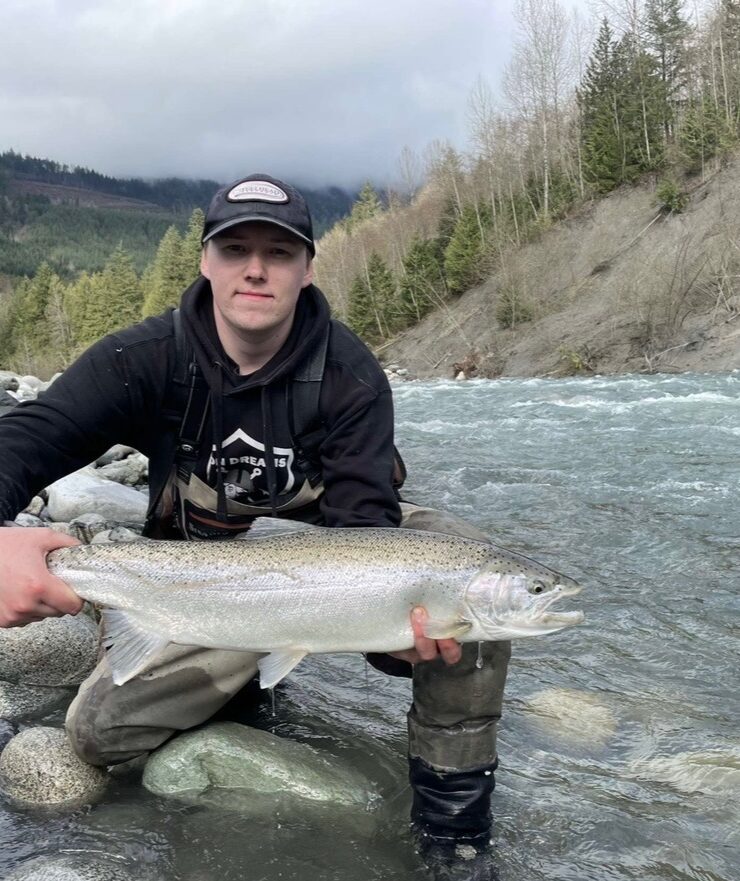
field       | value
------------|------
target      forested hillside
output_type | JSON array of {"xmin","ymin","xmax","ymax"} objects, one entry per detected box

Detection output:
[
  {"xmin": 2, "ymin": 0, "xmax": 738, "ymax": 380},
  {"xmin": 0, "ymin": 151, "xmax": 353, "ymax": 282},
  {"xmin": 315, "ymin": 0, "xmax": 740, "ymax": 373}
]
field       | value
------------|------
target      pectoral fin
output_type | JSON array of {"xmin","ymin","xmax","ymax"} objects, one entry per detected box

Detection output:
[
  {"xmin": 422, "ymin": 618, "xmax": 473, "ymax": 640},
  {"xmin": 257, "ymin": 650, "xmax": 307, "ymax": 689},
  {"xmin": 100, "ymin": 609, "xmax": 170, "ymax": 686}
]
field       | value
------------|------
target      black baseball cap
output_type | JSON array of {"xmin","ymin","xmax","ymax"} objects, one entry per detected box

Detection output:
[{"xmin": 201, "ymin": 173, "xmax": 315, "ymax": 256}]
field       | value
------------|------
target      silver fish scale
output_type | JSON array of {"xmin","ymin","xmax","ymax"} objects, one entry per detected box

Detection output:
[{"xmin": 47, "ymin": 527, "xmax": 564, "ymax": 655}]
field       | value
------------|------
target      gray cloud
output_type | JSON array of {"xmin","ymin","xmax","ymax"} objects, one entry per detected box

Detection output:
[{"xmin": 0, "ymin": 0, "xmax": 591, "ymax": 188}]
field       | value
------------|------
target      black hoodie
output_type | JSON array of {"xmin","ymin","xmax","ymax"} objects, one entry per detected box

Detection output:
[{"xmin": 0, "ymin": 280, "xmax": 401, "ymax": 533}]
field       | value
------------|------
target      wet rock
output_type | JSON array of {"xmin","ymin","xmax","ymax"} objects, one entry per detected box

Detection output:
[
  {"xmin": 22, "ymin": 496, "xmax": 45, "ymax": 517},
  {"xmin": 0, "ymin": 614, "xmax": 98, "ymax": 686},
  {"xmin": 3, "ymin": 854, "xmax": 142, "ymax": 880},
  {"xmin": 96, "ymin": 452, "xmax": 148, "ymax": 487},
  {"xmin": 524, "ymin": 688, "xmax": 617, "ymax": 747},
  {"xmin": 142, "ymin": 721, "xmax": 377, "ymax": 812},
  {"xmin": 0, "ymin": 681, "xmax": 75, "ymax": 721},
  {"xmin": 0, "ymin": 719, "xmax": 18, "ymax": 752},
  {"xmin": 69, "ymin": 512, "xmax": 110, "ymax": 543},
  {"xmin": 13, "ymin": 512, "xmax": 44, "ymax": 527},
  {"xmin": 0, "ymin": 372, "xmax": 20, "ymax": 391},
  {"xmin": 91, "ymin": 526, "xmax": 145, "ymax": 544},
  {"xmin": 95, "ymin": 444, "xmax": 136, "ymax": 466},
  {"xmin": 630, "ymin": 748, "xmax": 740, "ymax": 796},
  {"xmin": 46, "ymin": 467, "xmax": 148, "ymax": 524},
  {"xmin": 0, "ymin": 727, "xmax": 108, "ymax": 806},
  {"xmin": 46, "ymin": 522, "xmax": 78, "ymax": 538}
]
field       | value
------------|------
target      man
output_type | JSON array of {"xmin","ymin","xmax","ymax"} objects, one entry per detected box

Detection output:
[{"xmin": 0, "ymin": 174, "xmax": 509, "ymax": 863}]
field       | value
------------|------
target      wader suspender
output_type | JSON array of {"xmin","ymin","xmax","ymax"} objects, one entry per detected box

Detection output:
[{"xmin": 170, "ymin": 308, "xmax": 330, "ymax": 490}]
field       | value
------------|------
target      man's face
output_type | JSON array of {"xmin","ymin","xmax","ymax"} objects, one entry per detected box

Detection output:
[{"xmin": 200, "ymin": 222, "xmax": 313, "ymax": 342}]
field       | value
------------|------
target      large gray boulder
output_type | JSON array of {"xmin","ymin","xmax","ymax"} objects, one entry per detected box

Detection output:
[
  {"xmin": 0, "ymin": 680, "xmax": 75, "ymax": 721},
  {"xmin": 46, "ymin": 467, "xmax": 148, "ymax": 524},
  {"xmin": 142, "ymin": 721, "xmax": 377, "ymax": 813},
  {"xmin": 0, "ymin": 613, "xmax": 98, "ymax": 686},
  {"xmin": 3, "ymin": 855, "xmax": 142, "ymax": 880},
  {"xmin": 0, "ymin": 727, "xmax": 108, "ymax": 806}
]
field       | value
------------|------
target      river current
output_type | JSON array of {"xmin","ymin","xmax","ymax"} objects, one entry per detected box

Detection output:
[{"xmin": 1, "ymin": 372, "xmax": 738, "ymax": 880}]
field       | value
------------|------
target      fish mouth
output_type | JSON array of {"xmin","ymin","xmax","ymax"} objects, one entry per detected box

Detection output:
[{"xmin": 540, "ymin": 609, "xmax": 585, "ymax": 627}]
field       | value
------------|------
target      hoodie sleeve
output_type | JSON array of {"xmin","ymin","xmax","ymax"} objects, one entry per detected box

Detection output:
[
  {"xmin": 318, "ymin": 356, "xmax": 402, "ymax": 529},
  {"xmin": 0, "ymin": 335, "xmax": 150, "ymax": 522}
]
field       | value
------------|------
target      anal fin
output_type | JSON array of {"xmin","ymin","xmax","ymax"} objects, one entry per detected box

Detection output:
[
  {"xmin": 257, "ymin": 650, "xmax": 307, "ymax": 689},
  {"xmin": 100, "ymin": 609, "xmax": 170, "ymax": 685}
]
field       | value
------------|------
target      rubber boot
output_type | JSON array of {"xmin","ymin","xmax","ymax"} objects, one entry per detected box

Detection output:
[{"xmin": 407, "ymin": 639, "xmax": 510, "ymax": 863}]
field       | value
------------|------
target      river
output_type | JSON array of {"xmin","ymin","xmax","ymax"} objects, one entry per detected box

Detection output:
[{"xmin": 1, "ymin": 372, "xmax": 738, "ymax": 880}]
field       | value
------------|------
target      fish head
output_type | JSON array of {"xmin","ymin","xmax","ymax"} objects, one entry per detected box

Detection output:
[{"xmin": 465, "ymin": 564, "xmax": 584, "ymax": 639}]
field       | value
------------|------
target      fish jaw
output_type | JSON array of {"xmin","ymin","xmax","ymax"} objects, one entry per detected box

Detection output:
[{"xmin": 464, "ymin": 566, "xmax": 584, "ymax": 639}]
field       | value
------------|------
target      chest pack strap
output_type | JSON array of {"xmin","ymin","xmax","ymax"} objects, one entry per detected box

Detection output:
[{"xmin": 170, "ymin": 308, "xmax": 330, "ymax": 487}]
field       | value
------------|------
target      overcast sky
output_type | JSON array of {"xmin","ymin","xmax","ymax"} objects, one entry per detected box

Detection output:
[{"xmin": 1, "ymin": 0, "xmax": 591, "ymax": 189}]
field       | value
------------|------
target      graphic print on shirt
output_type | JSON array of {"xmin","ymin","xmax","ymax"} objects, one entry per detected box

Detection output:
[{"xmin": 206, "ymin": 428, "xmax": 296, "ymax": 504}]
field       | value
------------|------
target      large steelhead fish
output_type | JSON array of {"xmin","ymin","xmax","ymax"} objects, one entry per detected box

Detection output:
[{"xmin": 46, "ymin": 518, "xmax": 584, "ymax": 688}]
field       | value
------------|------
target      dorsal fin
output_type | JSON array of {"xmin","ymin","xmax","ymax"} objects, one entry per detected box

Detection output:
[{"xmin": 239, "ymin": 517, "xmax": 323, "ymax": 540}]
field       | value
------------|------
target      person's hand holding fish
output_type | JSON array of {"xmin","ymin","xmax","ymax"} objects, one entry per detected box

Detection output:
[
  {"xmin": 0, "ymin": 526, "xmax": 82, "ymax": 627},
  {"xmin": 387, "ymin": 607, "xmax": 463, "ymax": 666}
]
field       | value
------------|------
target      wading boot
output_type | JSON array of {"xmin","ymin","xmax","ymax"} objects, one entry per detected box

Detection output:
[{"xmin": 408, "ymin": 639, "xmax": 510, "ymax": 873}]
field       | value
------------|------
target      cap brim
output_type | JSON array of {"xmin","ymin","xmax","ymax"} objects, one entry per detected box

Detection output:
[{"xmin": 202, "ymin": 216, "xmax": 315, "ymax": 255}]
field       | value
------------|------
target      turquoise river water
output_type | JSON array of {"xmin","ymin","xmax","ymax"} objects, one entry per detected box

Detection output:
[{"xmin": 0, "ymin": 372, "xmax": 738, "ymax": 880}]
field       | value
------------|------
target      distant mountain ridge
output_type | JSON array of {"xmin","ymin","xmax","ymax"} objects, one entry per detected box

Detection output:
[{"xmin": 0, "ymin": 150, "xmax": 354, "ymax": 282}]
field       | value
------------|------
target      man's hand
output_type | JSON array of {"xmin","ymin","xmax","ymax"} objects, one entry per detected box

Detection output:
[
  {"xmin": 388, "ymin": 606, "xmax": 463, "ymax": 666},
  {"xmin": 0, "ymin": 527, "xmax": 83, "ymax": 627}
]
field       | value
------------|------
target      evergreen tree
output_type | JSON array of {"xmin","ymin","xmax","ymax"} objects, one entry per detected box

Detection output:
[
  {"xmin": 678, "ymin": 98, "xmax": 735, "ymax": 172},
  {"xmin": 346, "ymin": 252, "xmax": 396, "ymax": 341},
  {"xmin": 346, "ymin": 273, "xmax": 377, "ymax": 340},
  {"xmin": 180, "ymin": 208, "xmax": 205, "ymax": 288},
  {"xmin": 76, "ymin": 271, "xmax": 112, "ymax": 347},
  {"xmin": 44, "ymin": 274, "xmax": 73, "ymax": 361},
  {"xmin": 644, "ymin": 0, "xmax": 691, "ymax": 142},
  {"xmin": 579, "ymin": 20, "xmax": 664, "ymax": 192},
  {"xmin": 64, "ymin": 271, "xmax": 93, "ymax": 344},
  {"xmin": 444, "ymin": 204, "xmax": 491, "ymax": 297},
  {"xmin": 366, "ymin": 252, "xmax": 398, "ymax": 335},
  {"xmin": 398, "ymin": 237, "xmax": 447, "ymax": 325},
  {"xmin": 101, "ymin": 246, "xmax": 143, "ymax": 331},
  {"xmin": 141, "ymin": 226, "xmax": 184, "ymax": 317},
  {"xmin": 344, "ymin": 182, "xmax": 383, "ymax": 232},
  {"xmin": 16, "ymin": 262, "xmax": 60, "ymax": 352},
  {"xmin": 0, "ymin": 282, "xmax": 28, "ymax": 364}
]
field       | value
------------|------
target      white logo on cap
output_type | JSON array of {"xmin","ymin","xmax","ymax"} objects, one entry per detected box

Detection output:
[{"xmin": 227, "ymin": 180, "xmax": 289, "ymax": 203}]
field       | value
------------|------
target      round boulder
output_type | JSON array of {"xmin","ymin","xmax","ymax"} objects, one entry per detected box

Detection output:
[
  {"xmin": 0, "ymin": 681, "xmax": 75, "ymax": 721},
  {"xmin": 0, "ymin": 614, "xmax": 98, "ymax": 687},
  {"xmin": 0, "ymin": 727, "xmax": 108, "ymax": 806},
  {"xmin": 143, "ymin": 721, "xmax": 377, "ymax": 812},
  {"xmin": 46, "ymin": 467, "xmax": 148, "ymax": 524}
]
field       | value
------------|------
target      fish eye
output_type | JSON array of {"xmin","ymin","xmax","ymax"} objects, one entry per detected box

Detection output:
[{"xmin": 529, "ymin": 580, "xmax": 547, "ymax": 595}]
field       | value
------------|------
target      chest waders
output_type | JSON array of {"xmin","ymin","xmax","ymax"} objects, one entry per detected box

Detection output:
[{"xmin": 154, "ymin": 313, "xmax": 502, "ymax": 860}]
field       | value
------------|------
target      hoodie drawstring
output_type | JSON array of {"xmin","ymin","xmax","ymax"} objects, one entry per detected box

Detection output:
[
  {"xmin": 261, "ymin": 386, "xmax": 279, "ymax": 517},
  {"xmin": 210, "ymin": 362, "xmax": 228, "ymax": 521}
]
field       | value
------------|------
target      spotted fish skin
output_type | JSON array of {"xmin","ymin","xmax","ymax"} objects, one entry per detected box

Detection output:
[{"xmin": 47, "ymin": 519, "xmax": 583, "ymax": 687}]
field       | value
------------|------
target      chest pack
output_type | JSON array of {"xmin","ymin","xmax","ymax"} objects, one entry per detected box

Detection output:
[{"xmin": 169, "ymin": 308, "xmax": 332, "ymax": 491}]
